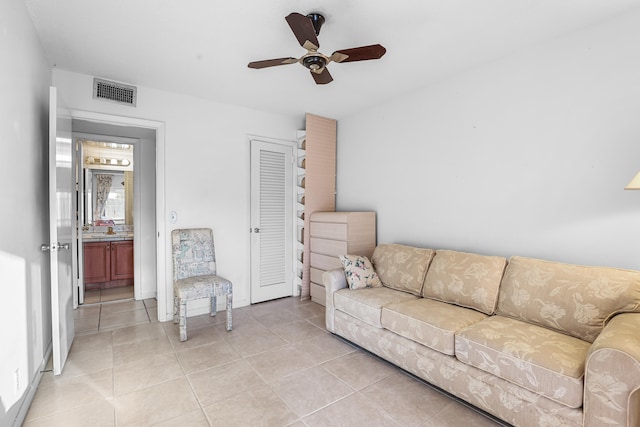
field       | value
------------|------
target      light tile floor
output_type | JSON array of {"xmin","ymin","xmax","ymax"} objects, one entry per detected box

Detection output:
[
  {"xmin": 25, "ymin": 297, "xmax": 506, "ymax": 427},
  {"xmin": 84, "ymin": 285, "xmax": 135, "ymax": 304}
]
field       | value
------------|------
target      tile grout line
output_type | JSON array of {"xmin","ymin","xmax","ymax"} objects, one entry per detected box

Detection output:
[
  {"xmin": 111, "ymin": 325, "xmax": 118, "ymax": 427},
  {"xmin": 97, "ymin": 303, "xmax": 102, "ymax": 331}
]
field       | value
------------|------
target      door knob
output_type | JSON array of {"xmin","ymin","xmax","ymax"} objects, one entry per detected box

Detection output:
[
  {"xmin": 40, "ymin": 242, "xmax": 70, "ymax": 252},
  {"xmin": 253, "ymin": 228, "xmax": 260, "ymax": 233}
]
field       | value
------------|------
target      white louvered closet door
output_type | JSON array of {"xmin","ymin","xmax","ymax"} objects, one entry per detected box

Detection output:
[{"xmin": 250, "ymin": 139, "xmax": 294, "ymax": 303}]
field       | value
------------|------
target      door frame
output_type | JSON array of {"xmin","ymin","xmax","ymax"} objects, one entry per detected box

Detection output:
[
  {"xmin": 73, "ymin": 133, "xmax": 139, "ymax": 306},
  {"xmin": 248, "ymin": 135, "xmax": 300, "ymax": 303},
  {"xmin": 68, "ymin": 110, "xmax": 169, "ymax": 320}
]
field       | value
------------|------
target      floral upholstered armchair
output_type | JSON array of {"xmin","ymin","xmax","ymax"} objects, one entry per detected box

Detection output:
[{"xmin": 171, "ymin": 228, "xmax": 233, "ymax": 341}]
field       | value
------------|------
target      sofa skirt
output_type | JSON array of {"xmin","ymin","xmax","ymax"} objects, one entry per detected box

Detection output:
[{"xmin": 333, "ymin": 310, "xmax": 583, "ymax": 427}]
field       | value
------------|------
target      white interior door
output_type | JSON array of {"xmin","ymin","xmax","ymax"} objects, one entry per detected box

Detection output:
[
  {"xmin": 250, "ymin": 139, "xmax": 294, "ymax": 303},
  {"xmin": 76, "ymin": 139, "xmax": 85, "ymax": 306},
  {"xmin": 48, "ymin": 86, "xmax": 75, "ymax": 375}
]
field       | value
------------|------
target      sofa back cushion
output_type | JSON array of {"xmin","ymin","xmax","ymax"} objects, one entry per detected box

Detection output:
[
  {"xmin": 497, "ymin": 256, "xmax": 640, "ymax": 342},
  {"xmin": 422, "ymin": 250, "xmax": 507, "ymax": 315},
  {"xmin": 371, "ymin": 244, "xmax": 435, "ymax": 296}
]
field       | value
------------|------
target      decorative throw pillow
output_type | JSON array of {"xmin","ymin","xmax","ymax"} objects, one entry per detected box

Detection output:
[{"xmin": 339, "ymin": 254, "xmax": 382, "ymax": 290}]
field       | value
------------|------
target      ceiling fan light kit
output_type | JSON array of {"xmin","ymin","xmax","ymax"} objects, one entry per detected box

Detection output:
[{"xmin": 248, "ymin": 12, "xmax": 386, "ymax": 85}]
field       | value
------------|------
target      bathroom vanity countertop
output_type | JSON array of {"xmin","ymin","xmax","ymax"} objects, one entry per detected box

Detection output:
[{"xmin": 82, "ymin": 234, "xmax": 134, "ymax": 242}]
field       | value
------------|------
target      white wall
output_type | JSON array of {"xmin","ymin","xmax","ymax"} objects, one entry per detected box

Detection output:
[
  {"xmin": 0, "ymin": 0, "xmax": 52, "ymax": 425},
  {"xmin": 53, "ymin": 69, "xmax": 303, "ymax": 317},
  {"xmin": 337, "ymin": 10, "xmax": 640, "ymax": 270}
]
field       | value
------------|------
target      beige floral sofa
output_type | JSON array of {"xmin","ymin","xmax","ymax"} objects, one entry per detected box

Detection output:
[{"xmin": 324, "ymin": 244, "xmax": 640, "ymax": 427}]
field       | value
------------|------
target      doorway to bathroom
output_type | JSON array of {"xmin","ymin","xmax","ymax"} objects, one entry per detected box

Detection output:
[
  {"xmin": 77, "ymin": 135, "xmax": 136, "ymax": 304},
  {"xmin": 72, "ymin": 120, "xmax": 157, "ymax": 306}
]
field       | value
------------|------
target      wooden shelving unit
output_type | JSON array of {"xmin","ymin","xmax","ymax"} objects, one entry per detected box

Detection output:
[{"xmin": 299, "ymin": 113, "xmax": 337, "ymax": 300}]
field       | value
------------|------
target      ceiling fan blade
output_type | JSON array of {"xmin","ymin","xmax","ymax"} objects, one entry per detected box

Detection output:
[
  {"xmin": 248, "ymin": 57, "xmax": 298, "ymax": 69},
  {"xmin": 330, "ymin": 44, "xmax": 386, "ymax": 63},
  {"xmin": 311, "ymin": 68, "xmax": 333, "ymax": 85},
  {"xmin": 285, "ymin": 13, "xmax": 320, "ymax": 50}
]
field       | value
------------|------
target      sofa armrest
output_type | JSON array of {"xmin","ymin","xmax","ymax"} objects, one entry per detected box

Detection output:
[
  {"xmin": 323, "ymin": 268, "xmax": 347, "ymax": 333},
  {"xmin": 584, "ymin": 313, "xmax": 640, "ymax": 427}
]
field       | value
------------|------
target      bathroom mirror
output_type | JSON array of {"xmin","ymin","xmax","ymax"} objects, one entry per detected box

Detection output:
[
  {"xmin": 80, "ymin": 138, "xmax": 134, "ymax": 226},
  {"xmin": 84, "ymin": 168, "xmax": 133, "ymax": 225}
]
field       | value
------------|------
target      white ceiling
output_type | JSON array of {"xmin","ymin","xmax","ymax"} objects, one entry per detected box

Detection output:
[{"xmin": 25, "ymin": 0, "xmax": 640, "ymax": 119}]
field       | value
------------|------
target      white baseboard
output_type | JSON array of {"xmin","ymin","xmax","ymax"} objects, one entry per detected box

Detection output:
[
  {"xmin": 12, "ymin": 343, "xmax": 52, "ymax": 427},
  {"xmin": 139, "ymin": 291, "xmax": 157, "ymax": 300}
]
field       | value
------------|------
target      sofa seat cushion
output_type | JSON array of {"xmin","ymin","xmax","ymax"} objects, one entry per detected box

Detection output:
[
  {"xmin": 455, "ymin": 315, "xmax": 590, "ymax": 408},
  {"xmin": 333, "ymin": 287, "xmax": 419, "ymax": 328},
  {"xmin": 381, "ymin": 298, "xmax": 488, "ymax": 355},
  {"xmin": 422, "ymin": 250, "xmax": 507, "ymax": 315}
]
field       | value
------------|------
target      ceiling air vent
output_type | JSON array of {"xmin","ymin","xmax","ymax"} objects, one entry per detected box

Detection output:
[{"xmin": 93, "ymin": 78, "xmax": 137, "ymax": 107}]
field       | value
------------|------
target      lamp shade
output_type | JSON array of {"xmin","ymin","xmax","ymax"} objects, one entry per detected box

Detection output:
[{"xmin": 625, "ymin": 172, "xmax": 640, "ymax": 190}]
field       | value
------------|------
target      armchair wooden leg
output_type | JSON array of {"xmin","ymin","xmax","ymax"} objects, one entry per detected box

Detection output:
[
  {"xmin": 225, "ymin": 291, "xmax": 233, "ymax": 331},
  {"xmin": 179, "ymin": 300, "xmax": 188, "ymax": 342},
  {"xmin": 173, "ymin": 296, "xmax": 179, "ymax": 324},
  {"xmin": 211, "ymin": 295, "xmax": 217, "ymax": 317}
]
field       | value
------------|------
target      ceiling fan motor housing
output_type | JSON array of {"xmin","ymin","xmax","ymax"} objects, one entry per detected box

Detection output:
[
  {"xmin": 307, "ymin": 13, "xmax": 325, "ymax": 35},
  {"xmin": 302, "ymin": 55, "xmax": 326, "ymax": 71}
]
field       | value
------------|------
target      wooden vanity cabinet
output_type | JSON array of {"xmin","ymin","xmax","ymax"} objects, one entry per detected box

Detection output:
[
  {"xmin": 84, "ymin": 240, "xmax": 133, "ymax": 287},
  {"xmin": 110, "ymin": 240, "xmax": 134, "ymax": 280},
  {"xmin": 84, "ymin": 242, "xmax": 111, "ymax": 283}
]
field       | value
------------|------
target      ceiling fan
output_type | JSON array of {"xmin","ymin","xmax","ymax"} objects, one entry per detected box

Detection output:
[{"xmin": 247, "ymin": 12, "xmax": 386, "ymax": 85}]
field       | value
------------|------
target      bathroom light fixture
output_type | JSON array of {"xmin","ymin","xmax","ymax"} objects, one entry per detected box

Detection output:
[
  {"xmin": 85, "ymin": 156, "xmax": 131, "ymax": 167},
  {"xmin": 625, "ymin": 172, "xmax": 640, "ymax": 190},
  {"xmin": 84, "ymin": 140, "xmax": 132, "ymax": 150}
]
